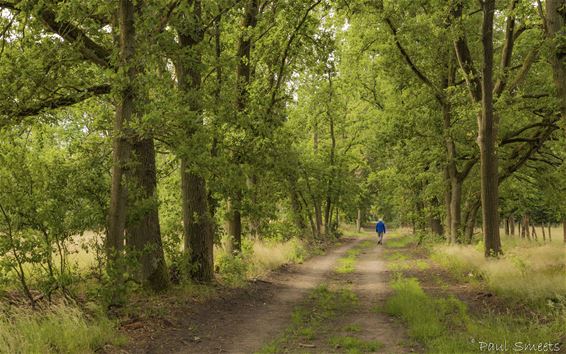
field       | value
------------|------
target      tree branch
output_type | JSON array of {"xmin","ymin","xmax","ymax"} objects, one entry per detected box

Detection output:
[
  {"xmin": 1, "ymin": 84, "xmax": 111, "ymax": 123},
  {"xmin": 384, "ymin": 17, "xmax": 444, "ymax": 104},
  {"xmin": 494, "ymin": 0, "xmax": 519, "ymax": 97}
]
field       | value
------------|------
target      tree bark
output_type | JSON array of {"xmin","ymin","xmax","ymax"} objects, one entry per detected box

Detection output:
[
  {"xmin": 450, "ymin": 177, "xmax": 463, "ymax": 243},
  {"xmin": 126, "ymin": 138, "xmax": 169, "ymax": 290},
  {"xmin": 541, "ymin": 224, "xmax": 546, "ymax": 242},
  {"xmin": 464, "ymin": 199, "xmax": 481, "ymax": 244},
  {"xmin": 510, "ymin": 216, "xmax": 515, "ymax": 235},
  {"xmin": 504, "ymin": 217, "xmax": 510, "ymax": 235},
  {"xmin": 548, "ymin": 222, "xmax": 552, "ymax": 241},
  {"xmin": 444, "ymin": 167, "xmax": 452, "ymax": 240},
  {"xmin": 107, "ymin": 0, "xmax": 136, "ymax": 266},
  {"xmin": 248, "ymin": 175, "xmax": 260, "ymax": 239},
  {"xmin": 430, "ymin": 197, "xmax": 443, "ymax": 236},
  {"xmin": 176, "ymin": 0, "xmax": 215, "ymax": 281},
  {"xmin": 544, "ymin": 0, "xmax": 566, "ymax": 129},
  {"xmin": 181, "ymin": 163, "xmax": 214, "ymax": 281},
  {"xmin": 356, "ymin": 208, "xmax": 362, "ymax": 233},
  {"xmin": 479, "ymin": 0, "xmax": 502, "ymax": 256},
  {"xmin": 226, "ymin": 0, "xmax": 258, "ymax": 252},
  {"xmin": 289, "ymin": 182, "xmax": 306, "ymax": 232}
]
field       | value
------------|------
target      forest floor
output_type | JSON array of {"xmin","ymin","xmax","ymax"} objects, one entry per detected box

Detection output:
[{"xmin": 116, "ymin": 230, "xmax": 413, "ymax": 354}]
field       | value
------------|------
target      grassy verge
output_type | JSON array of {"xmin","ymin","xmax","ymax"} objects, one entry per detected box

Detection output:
[
  {"xmin": 215, "ymin": 238, "xmax": 309, "ymax": 286},
  {"xmin": 432, "ymin": 240, "xmax": 566, "ymax": 307},
  {"xmin": 385, "ymin": 276, "xmax": 564, "ymax": 353},
  {"xmin": 0, "ymin": 305, "xmax": 125, "ymax": 354},
  {"xmin": 382, "ymin": 233, "xmax": 565, "ymax": 353}
]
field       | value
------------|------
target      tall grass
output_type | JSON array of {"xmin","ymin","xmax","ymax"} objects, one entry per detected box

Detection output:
[
  {"xmin": 0, "ymin": 305, "xmax": 124, "ymax": 354},
  {"xmin": 385, "ymin": 277, "xmax": 564, "ymax": 353},
  {"xmin": 432, "ymin": 240, "xmax": 566, "ymax": 304},
  {"xmin": 215, "ymin": 238, "xmax": 307, "ymax": 285}
]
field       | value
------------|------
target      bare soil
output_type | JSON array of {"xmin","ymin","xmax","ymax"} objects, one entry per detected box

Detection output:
[{"xmin": 117, "ymin": 233, "xmax": 412, "ymax": 354}]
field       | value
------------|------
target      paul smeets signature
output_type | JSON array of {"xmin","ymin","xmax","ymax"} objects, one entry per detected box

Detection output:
[{"xmin": 471, "ymin": 339, "xmax": 561, "ymax": 352}]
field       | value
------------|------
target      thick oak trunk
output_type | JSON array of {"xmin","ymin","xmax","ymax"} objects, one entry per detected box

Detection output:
[
  {"xmin": 175, "ymin": 0, "xmax": 215, "ymax": 281},
  {"xmin": 181, "ymin": 163, "xmax": 214, "ymax": 281},
  {"xmin": 126, "ymin": 138, "xmax": 168, "ymax": 290}
]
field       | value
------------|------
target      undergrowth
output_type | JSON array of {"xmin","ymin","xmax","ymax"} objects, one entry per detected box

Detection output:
[{"xmin": 0, "ymin": 305, "xmax": 124, "ymax": 354}]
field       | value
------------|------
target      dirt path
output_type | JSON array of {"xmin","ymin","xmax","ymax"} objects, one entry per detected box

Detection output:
[
  {"xmin": 125, "ymin": 234, "xmax": 411, "ymax": 354},
  {"xmin": 336, "ymin": 239, "xmax": 413, "ymax": 352},
  {"xmin": 130, "ymin": 238, "xmax": 361, "ymax": 354}
]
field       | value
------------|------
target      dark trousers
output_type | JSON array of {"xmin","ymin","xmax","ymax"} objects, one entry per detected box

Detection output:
[{"xmin": 377, "ymin": 232, "xmax": 384, "ymax": 244}]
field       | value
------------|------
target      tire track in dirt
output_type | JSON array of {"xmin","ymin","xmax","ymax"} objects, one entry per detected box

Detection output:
[
  {"xmin": 336, "ymin": 239, "xmax": 414, "ymax": 353},
  {"xmin": 136, "ymin": 238, "xmax": 362, "ymax": 354}
]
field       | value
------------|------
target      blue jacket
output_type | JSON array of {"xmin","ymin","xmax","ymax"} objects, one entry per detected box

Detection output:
[{"xmin": 376, "ymin": 221, "xmax": 386, "ymax": 233}]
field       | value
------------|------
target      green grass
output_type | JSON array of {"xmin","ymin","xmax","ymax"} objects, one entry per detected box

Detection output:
[
  {"xmin": 335, "ymin": 240, "xmax": 374, "ymax": 274},
  {"xmin": 383, "ymin": 233, "xmax": 415, "ymax": 248},
  {"xmin": 329, "ymin": 335, "xmax": 383, "ymax": 353},
  {"xmin": 384, "ymin": 276, "xmax": 565, "ymax": 353},
  {"xmin": 257, "ymin": 285, "xmax": 359, "ymax": 353},
  {"xmin": 0, "ymin": 305, "xmax": 125, "ymax": 354}
]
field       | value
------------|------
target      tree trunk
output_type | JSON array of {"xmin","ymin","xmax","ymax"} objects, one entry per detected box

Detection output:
[
  {"xmin": 522, "ymin": 213, "xmax": 530, "ymax": 240},
  {"xmin": 510, "ymin": 216, "xmax": 515, "ymax": 235},
  {"xmin": 289, "ymin": 185, "xmax": 306, "ymax": 232},
  {"xmin": 107, "ymin": 0, "xmax": 136, "ymax": 270},
  {"xmin": 531, "ymin": 225, "xmax": 538, "ymax": 240},
  {"xmin": 479, "ymin": 0, "xmax": 502, "ymax": 256},
  {"xmin": 444, "ymin": 167, "xmax": 452, "ymax": 240},
  {"xmin": 175, "ymin": 0, "xmax": 215, "ymax": 281},
  {"xmin": 126, "ymin": 138, "xmax": 168, "ymax": 290},
  {"xmin": 464, "ymin": 199, "xmax": 481, "ymax": 244},
  {"xmin": 226, "ymin": 0, "xmax": 258, "ymax": 252},
  {"xmin": 504, "ymin": 217, "xmax": 510, "ymax": 235},
  {"xmin": 449, "ymin": 177, "xmax": 462, "ymax": 243},
  {"xmin": 225, "ymin": 195, "xmax": 242, "ymax": 254},
  {"xmin": 541, "ymin": 224, "xmax": 546, "ymax": 242},
  {"xmin": 545, "ymin": 0, "xmax": 566, "ymax": 129},
  {"xmin": 356, "ymin": 208, "xmax": 362, "ymax": 233},
  {"xmin": 314, "ymin": 200, "xmax": 323, "ymax": 238},
  {"xmin": 518, "ymin": 221, "xmax": 522, "ymax": 237},
  {"xmin": 563, "ymin": 218, "xmax": 566, "ymax": 244},
  {"xmin": 548, "ymin": 223, "xmax": 552, "ymax": 241},
  {"xmin": 181, "ymin": 163, "xmax": 214, "ymax": 281},
  {"xmin": 247, "ymin": 174, "xmax": 260, "ymax": 239}
]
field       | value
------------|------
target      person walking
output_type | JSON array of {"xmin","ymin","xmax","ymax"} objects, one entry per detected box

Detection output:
[{"xmin": 376, "ymin": 218, "xmax": 386, "ymax": 245}]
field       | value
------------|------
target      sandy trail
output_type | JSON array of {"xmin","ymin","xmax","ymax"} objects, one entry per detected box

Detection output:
[
  {"xmin": 135, "ymin": 238, "xmax": 361, "ymax": 354},
  {"xmin": 337, "ymin": 239, "xmax": 412, "ymax": 353},
  {"xmin": 127, "ymin": 234, "xmax": 412, "ymax": 354}
]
